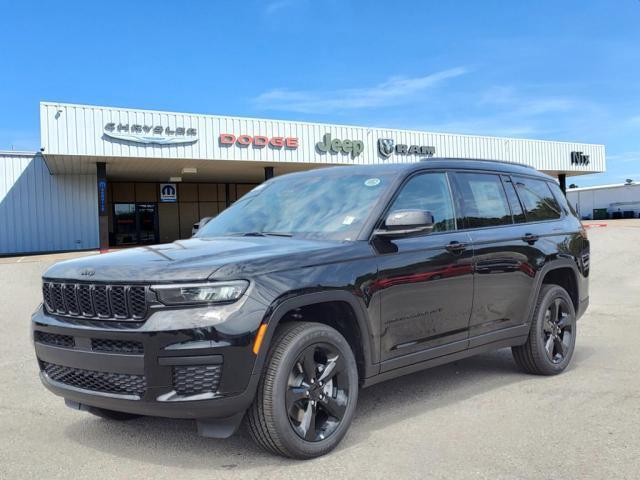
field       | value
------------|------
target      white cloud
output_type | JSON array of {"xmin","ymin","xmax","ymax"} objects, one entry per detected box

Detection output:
[
  {"xmin": 607, "ymin": 151, "xmax": 640, "ymax": 163},
  {"xmin": 265, "ymin": 0, "xmax": 297, "ymax": 15},
  {"xmin": 254, "ymin": 67, "xmax": 469, "ymax": 113},
  {"xmin": 627, "ymin": 115, "xmax": 640, "ymax": 126},
  {"xmin": 480, "ymin": 86, "xmax": 579, "ymax": 115}
]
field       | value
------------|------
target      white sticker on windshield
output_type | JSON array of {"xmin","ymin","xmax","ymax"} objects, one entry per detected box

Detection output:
[
  {"xmin": 342, "ymin": 216, "xmax": 356, "ymax": 225},
  {"xmin": 364, "ymin": 178, "xmax": 381, "ymax": 187}
]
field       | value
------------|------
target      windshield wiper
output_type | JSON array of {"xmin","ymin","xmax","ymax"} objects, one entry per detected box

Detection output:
[{"xmin": 234, "ymin": 231, "xmax": 294, "ymax": 237}]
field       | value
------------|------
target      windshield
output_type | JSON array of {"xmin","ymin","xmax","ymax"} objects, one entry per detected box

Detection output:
[{"xmin": 197, "ymin": 171, "xmax": 395, "ymax": 241}]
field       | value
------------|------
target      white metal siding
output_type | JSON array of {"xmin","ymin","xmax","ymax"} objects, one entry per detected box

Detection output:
[
  {"xmin": 0, "ymin": 152, "xmax": 98, "ymax": 254},
  {"xmin": 40, "ymin": 102, "xmax": 605, "ymax": 174},
  {"xmin": 567, "ymin": 184, "xmax": 640, "ymax": 218}
]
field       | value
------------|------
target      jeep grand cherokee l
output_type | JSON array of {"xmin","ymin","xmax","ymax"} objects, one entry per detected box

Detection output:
[{"xmin": 32, "ymin": 159, "xmax": 589, "ymax": 459}]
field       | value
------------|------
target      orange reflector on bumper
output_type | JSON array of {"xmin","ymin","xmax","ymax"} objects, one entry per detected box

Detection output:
[{"xmin": 252, "ymin": 323, "xmax": 268, "ymax": 355}]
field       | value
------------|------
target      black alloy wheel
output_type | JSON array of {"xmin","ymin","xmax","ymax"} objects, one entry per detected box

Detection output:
[
  {"xmin": 542, "ymin": 297, "xmax": 573, "ymax": 364},
  {"xmin": 512, "ymin": 284, "xmax": 577, "ymax": 375},
  {"xmin": 247, "ymin": 322, "xmax": 359, "ymax": 459},
  {"xmin": 286, "ymin": 343, "xmax": 350, "ymax": 442}
]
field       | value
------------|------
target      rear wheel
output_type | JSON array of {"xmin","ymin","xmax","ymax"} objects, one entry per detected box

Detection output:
[
  {"xmin": 512, "ymin": 284, "xmax": 577, "ymax": 375},
  {"xmin": 247, "ymin": 322, "xmax": 359, "ymax": 459}
]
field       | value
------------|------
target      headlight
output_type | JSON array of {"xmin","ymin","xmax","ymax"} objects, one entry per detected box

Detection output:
[{"xmin": 152, "ymin": 280, "xmax": 249, "ymax": 306}]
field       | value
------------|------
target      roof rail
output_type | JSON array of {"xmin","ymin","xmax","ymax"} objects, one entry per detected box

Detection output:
[{"xmin": 419, "ymin": 157, "xmax": 535, "ymax": 169}]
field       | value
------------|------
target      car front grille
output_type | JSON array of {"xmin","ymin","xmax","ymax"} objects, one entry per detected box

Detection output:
[
  {"xmin": 173, "ymin": 365, "xmax": 222, "ymax": 396},
  {"xmin": 34, "ymin": 331, "xmax": 75, "ymax": 348},
  {"xmin": 41, "ymin": 361, "xmax": 146, "ymax": 397},
  {"xmin": 91, "ymin": 338, "xmax": 144, "ymax": 355},
  {"xmin": 42, "ymin": 282, "xmax": 148, "ymax": 321}
]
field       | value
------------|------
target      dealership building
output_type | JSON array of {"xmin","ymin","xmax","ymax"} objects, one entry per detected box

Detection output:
[
  {"xmin": 0, "ymin": 102, "xmax": 606, "ymax": 255},
  {"xmin": 567, "ymin": 182, "xmax": 640, "ymax": 219}
]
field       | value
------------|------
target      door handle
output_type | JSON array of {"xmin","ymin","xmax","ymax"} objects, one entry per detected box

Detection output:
[
  {"xmin": 445, "ymin": 241, "xmax": 467, "ymax": 253},
  {"xmin": 522, "ymin": 233, "xmax": 539, "ymax": 244}
]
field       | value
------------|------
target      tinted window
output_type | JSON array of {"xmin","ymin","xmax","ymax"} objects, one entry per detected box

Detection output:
[
  {"xmin": 502, "ymin": 176, "xmax": 526, "ymax": 223},
  {"xmin": 198, "ymin": 171, "xmax": 395, "ymax": 241},
  {"xmin": 388, "ymin": 172, "xmax": 456, "ymax": 232},
  {"xmin": 513, "ymin": 176, "xmax": 562, "ymax": 221},
  {"xmin": 547, "ymin": 181, "xmax": 578, "ymax": 217},
  {"xmin": 453, "ymin": 173, "xmax": 512, "ymax": 228}
]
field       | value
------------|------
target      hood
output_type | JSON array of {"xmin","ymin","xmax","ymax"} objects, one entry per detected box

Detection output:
[{"xmin": 43, "ymin": 236, "xmax": 362, "ymax": 283}]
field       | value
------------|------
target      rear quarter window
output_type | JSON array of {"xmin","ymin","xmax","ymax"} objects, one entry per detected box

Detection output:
[
  {"xmin": 547, "ymin": 181, "xmax": 579, "ymax": 218},
  {"xmin": 512, "ymin": 176, "xmax": 562, "ymax": 222}
]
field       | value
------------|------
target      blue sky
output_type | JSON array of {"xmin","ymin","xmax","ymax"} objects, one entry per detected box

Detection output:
[{"xmin": 1, "ymin": 0, "xmax": 639, "ymax": 186}]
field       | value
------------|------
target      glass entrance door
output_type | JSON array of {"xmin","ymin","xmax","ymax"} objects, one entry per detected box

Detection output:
[
  {"xmin": 114, "ymin": 203, "xmax": 137, "ymax": 245},
  {"xmin": 113, "ymin": 203, "xmax": 158, "ymax": 246},
  {"xmin": 136, "ymin": 203, "xmax": 158, "ymax": 244}
]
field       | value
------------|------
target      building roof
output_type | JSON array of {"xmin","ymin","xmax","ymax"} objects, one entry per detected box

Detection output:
[
  {"xmin": 568, "ymin": 182, "xmax": 638, "ymax": 192},
  {"xmin": 0, "ymin": 150, "xmax": 37, "ymax": 157},
  {"xmin": 37, "ymin": 102, "xmax": 606, "ymax": 179}
]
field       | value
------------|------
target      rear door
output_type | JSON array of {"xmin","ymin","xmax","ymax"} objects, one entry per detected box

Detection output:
[
  {"xmin": 374, "ymin": 171, "xmax": 474, "ymax": 366},
  {"xmin": 449, "ymin": 172, "xmax": 534, "ymax": 343}
]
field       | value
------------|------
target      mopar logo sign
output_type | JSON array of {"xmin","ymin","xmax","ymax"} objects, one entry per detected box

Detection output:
[
  {"xmin": 160, "ymin": 183, "xmax": 177, "ymax": 202},
  {"xmin": 97, "ymin": 179, "xmax": 107, "ymax": 215}
]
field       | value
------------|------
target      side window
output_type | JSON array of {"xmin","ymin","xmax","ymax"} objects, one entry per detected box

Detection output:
[
  {"xmin": 502, "ymin": 176, "xmax": 526, "ymax": 223},
  {"xmin": 547, "ymin": 181, "xmax": 577, "ymax": 217},
  {"xmin": 452, "ymin": 172, "xmax": 513, "ymax": 228},
  {"xmin": 388, "ymin": 172, "xmax": 456, "ymax": 232},
  {"xmin": 513, "ymin": 176, "xmax": 562, "ymax": 221}
]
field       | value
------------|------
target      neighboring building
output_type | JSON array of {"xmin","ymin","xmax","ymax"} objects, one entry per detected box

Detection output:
[
  {"xmin": 567, "ymin": 182, "xmax": 640, "ymax": 219},
  {"xmin": 0, "ymin": 101, "xmax": 606, "ymax": 255}
]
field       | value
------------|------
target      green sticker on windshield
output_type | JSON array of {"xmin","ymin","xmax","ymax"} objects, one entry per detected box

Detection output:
[{"xmin": 364, "ymin": 178, "xmax": 381, "ymax": 187}]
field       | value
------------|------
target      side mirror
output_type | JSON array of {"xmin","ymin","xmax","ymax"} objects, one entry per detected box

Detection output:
[{"xmin": 374, "ymin": 209, "xmax": 435, "ymax": 238}]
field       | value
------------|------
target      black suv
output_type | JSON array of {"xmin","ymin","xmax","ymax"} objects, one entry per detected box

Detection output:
[{"xmin": 32, "ymin": 159, "xmax": 589, "ymax": 458}]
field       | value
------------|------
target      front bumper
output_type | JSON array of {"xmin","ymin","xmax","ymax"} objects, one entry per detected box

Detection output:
[{"xmin": 31, "ymin": 304, "xmax": 264, "ymax": 419}]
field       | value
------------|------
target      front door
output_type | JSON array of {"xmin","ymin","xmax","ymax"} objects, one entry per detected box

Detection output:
[{"xmin": 374, "ymin": 172, "xmax": 474, "ymax": 368}]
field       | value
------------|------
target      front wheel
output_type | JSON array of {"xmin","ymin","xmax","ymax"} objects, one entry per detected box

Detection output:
[
  {"xmin": 247, "ymin": 322, "xmax": 359, "ymax": 459},
  {"xmin": 512, "ymin": 284, "xmax": 577, "ymax": 375}
]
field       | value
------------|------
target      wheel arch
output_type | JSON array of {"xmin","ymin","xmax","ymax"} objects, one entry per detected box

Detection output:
[
  {"xmin": 252, "ymin": 291, "xmax": 378, "ymax": 381},
  {"xmin": 525, "ymin": 258, "xmax": 581, "ymax": 326}
]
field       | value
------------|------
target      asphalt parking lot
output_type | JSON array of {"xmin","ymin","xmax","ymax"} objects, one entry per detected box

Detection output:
[{"xmin": 1, "ymin": 220, "xmax": 639, "ymax": 479}]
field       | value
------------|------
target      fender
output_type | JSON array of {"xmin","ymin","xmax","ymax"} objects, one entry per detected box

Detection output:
[
  {"xmin": 523, "ymin": 257, "xmax": 581, "ymax": 329},
  {"xmin": 251, "ymin": 290, "xmax": 379, "ymax": 380}
]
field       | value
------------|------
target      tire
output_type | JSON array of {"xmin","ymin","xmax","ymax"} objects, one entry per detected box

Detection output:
[
  {"xmin": 247, "ymin": 322, "xmax": 359, "ymax": 459},
  {"xmin": 87, "ymin": 407, "xmax": 142, "ymax": 421},
  {"xmin": 512, "ymin": 284, "xmax": 577, "ymax": 375}
]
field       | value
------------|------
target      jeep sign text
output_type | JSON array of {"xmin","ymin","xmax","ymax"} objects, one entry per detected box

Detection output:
[{"xmin": 316, "ymin": 133, "xmax": 364, "ymax": 158}]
